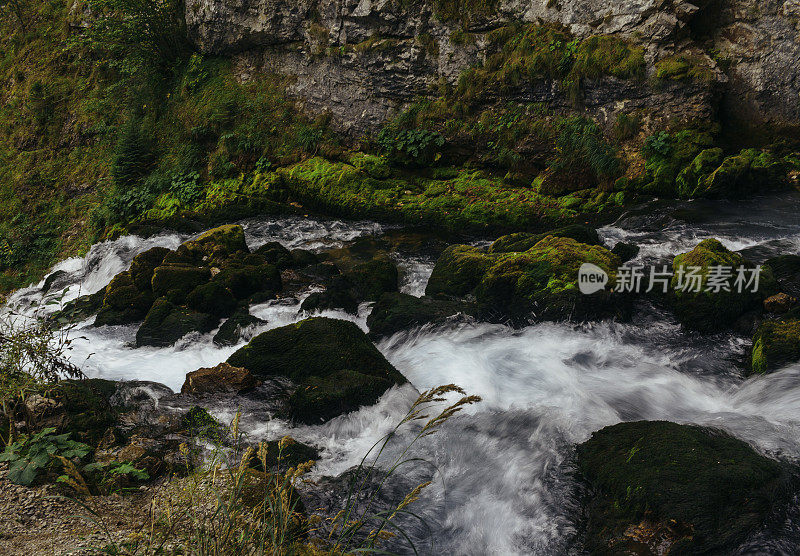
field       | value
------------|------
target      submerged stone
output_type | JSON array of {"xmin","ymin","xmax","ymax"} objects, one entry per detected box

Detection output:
[
  {"xmin": 367, "ymin": 292, "xmax": 478, "ymax": 338},
  {"xmin": 213, "ymin": 308, "xmax": 265, "ymax": 346}
]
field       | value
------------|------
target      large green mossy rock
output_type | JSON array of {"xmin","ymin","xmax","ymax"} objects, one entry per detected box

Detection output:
[
  {"xmin": 427, "ymin": 236, "xmax": 622, "ymax": 321},
  {"xmin": 151, "ymin": 264, "xmax": 212, "ymax": 299},
  {"xmin": 487, "ymin": 224, "xmax": 601, "ymax": 253},
  {"xmin": 577, "ymin": 420, "xmax": 797, "ymax": 555},
  {"xmin": 129, "ymin": 247, "xmax": 171, "ymax": 291},
  {"xmin": 95, "ymin": 271, "xmax": 155, "ymax": 326},
  {"xmin": 425, "ymin": 245, "xmax": 497, "ymax": 297},
  {"xmin": 254, "ymin": 241, "xmax": 294, "ymax": 270},
  {"xmin": 212, "ymin": 260, "xmax": 281, "ymax": 300},
  {"xmin": 322, "ymin": 240, "xmax": 398, "ymax": 302},
  {"xmin": 227, "ymin": 317, "xmax": 406, "ymax": 423},
  {"xmin": 180, "ymin": 224, "xmax": 249, "ymax": 265},
  {"xmin": 675, "ymin": 147, "xmax": 724, "ymax": 199},
  {"xmin": 678, "ymin": 149, "xmax": 787, "ymax": 199},
  {"xmin": 186, "ymin": 281, "xmax": 238, "ymax": 319},
  {"xmin": 671, "ymin": 239, "xmax": 776, "ymax": 331},
  {"xmin": 136, "ymin": 298, "xmax": 216, "ymax": 347},
  {"xmin": 750, "ymin": 318, "xmax": 800, "ymax": 375},
  {"xmin": 367, "ymin": 292, "xmax": 478, "ymax": 338}
]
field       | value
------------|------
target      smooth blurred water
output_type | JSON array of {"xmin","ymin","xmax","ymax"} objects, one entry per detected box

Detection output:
[{"xmin": 7, "ymin": 194, "xmax": 800, "ymax": 554}]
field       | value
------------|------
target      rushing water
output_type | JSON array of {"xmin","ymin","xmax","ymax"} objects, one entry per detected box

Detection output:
[{"xmin": 8, "ymin": 194, "xmax": 800, "ymax": 554}]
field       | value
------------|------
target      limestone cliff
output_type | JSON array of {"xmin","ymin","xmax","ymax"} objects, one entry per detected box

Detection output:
[{"xmin": 183, "ymin": 0, "xmax": 800, "ymax": 135}]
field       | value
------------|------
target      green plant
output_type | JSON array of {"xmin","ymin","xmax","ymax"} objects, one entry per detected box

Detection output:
[
  {"xmin": 644, "ymin": 131, "xmax": 672, "ymax": 158},
  {"xmin": 60, "ymin": 459, "xmax": 150, "ymax": 495},
  {"xmin": 377, "ymin": 128, "xmax": 445, "ymax": 167},
  {"xmin": 0, "ymin": 427, "xmax": 90, "ymax": 485},
  {"xmin": 551, "ymin": 116, "xmax": 620, "ymax": 181}
]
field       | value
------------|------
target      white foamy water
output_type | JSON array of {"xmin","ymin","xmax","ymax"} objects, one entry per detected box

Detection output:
[{"xmin": 6, "ymin": 196, "xmax": 800, "ymax": 554}]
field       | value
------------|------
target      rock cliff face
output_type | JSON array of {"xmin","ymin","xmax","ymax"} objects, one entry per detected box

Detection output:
[{"xmin": 184, "ymin": 0, "xmax": 799, "ymax": 135}]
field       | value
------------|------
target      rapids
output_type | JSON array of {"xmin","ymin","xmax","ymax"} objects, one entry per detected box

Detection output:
[{"xmin": 7, "ymin": 194, "xmax": 800, "ymax": 554}]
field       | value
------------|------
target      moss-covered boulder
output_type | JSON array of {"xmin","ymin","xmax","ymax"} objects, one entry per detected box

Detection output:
[
  {"xmin": 577, "ymin": 420, "xmax": 797, "ymax": 555},
  {"xmin": 367, "ymin": 292, "xmax": 478, "ymax": 338},
  {"xmin": 50, "ymin": 379, "xmax": 119, "ymax": 444},
  {"xmin": 129, "ymin": 247, "xmax": 171, "ymax": 291},
  {"xmin": 300, "ymin": 275, "xmax": 359, "ymax": 314},
  {"xmin": 425, "ymin": 245, "xmax": 497, "ymax": 297},
  {"xmin": 180, "ymin": 224, "xmax": 249, "ymax": 266},
  {"xmin": 323, "ymin": 240, "xmax": 398, "ymax": 302},
  {"xmin": 675, "ymin": 147, "xmax": 724, "ymax": 199},
  {"xmin": 95, "ymin": 271, "xmax": 155, "ymax": 326},
  {"xmin": 151, "ymin": 264, "xmax": 212, "ymax": 300},
  {"xmin": 213, "ymin": 308, "xmax": 265, "ymax": 346},
  {"xmin": 186, "ymin": 282, "xmax": 238, "ymax": 319},
  {"xmin": 136, "ymin": 298, "xmax": 216, "ymax": 347},
  {"xmin": 254, "ymin": 241, "xmax": 294, "ymax": 270},
  {"xmin": 682, "ymin": 149, "xmax": 788, "ymax": 199},
  {"xmin": 476, "ymin": 236, "xmax": 621, "ymax": 321},
  {"xmin": 227, "ymin": 317, "xmax": 407, "ymax": 423},
  {"xmin": 487, "ymin": 224, "xmax": 601, "ymax": 253},
  {"xmin": 212, "ymin": 259, "xmax": 281, "ymax": 300},
  {"xmin": 750, "ymin": 318, "xmax": 800, "ymax": 375},
  {"xmin": 671, "ymin": 239, "xmax": 776, "ymax": 331}
]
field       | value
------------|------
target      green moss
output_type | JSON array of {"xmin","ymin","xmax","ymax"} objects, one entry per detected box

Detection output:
[
  {"xmin": 129, "ymin": 247, "xmax": 171, "ymax": 291},
  {"xmin": 228, "ymin": 317, "xmax": 407, "ymax": 423},
  {"xmin": 186, "ymin": 281, "xmax": 238, "ymax": 319},
  {"xmin": 750, "ymin": 319, "xmax": 800, "ymax": 375},
  {"xmin": 474, "ymin": 236, "xmax": 620, "ymax": 320},
  {"xmin": 212, "ymin": 260, "xmax": 281, "ymax": 300},
  {"xmin": 671, "ymin": 239, "xmax": 776, "ymax": 331},
  {"xmin": 577, "ymin": 421, "xmax": 796, "ymax": 554},
  {"xmin": 640, "ymin": 129, "xmax": 715, "ymax": 196},
  {"xmin": 488, "ymin": 224, "xmax": 600, "ymax": 253},
  {"xmin": 51, "ymin": 379, "xmax": 119, "ymax": 444},
  {"xmin": 675, "ymin": 147, "xmax": 724, "ymax": 198},
  {"xmin": 426, "ymin": 245, "xmax": 497, "ymax": 297},
  {"xmin": 182, "ymin": 224, "xmax": 249, "ymax": 264},
  {"xmin": 655, "ymin": 54, "xmax": 715, "ymax": 83},
  {"xmin": 151, "ymin": 264, "xmax": 212, "ymax": 299}
]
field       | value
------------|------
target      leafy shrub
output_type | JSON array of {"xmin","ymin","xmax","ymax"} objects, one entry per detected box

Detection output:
[
  {"xmin": 0, "ymin": 427, "xmax": 90, "ymax": 485},
  {"xmin": 643, "ymin": 131, "xmax": 672, "ymax": 158},
  {"xmin": 377, "ymin": 128, "xmax": 445, "ymax": 166},
  {"xmin": 111, "ymin": 118, "xmax": 154, "ymax": 189}
]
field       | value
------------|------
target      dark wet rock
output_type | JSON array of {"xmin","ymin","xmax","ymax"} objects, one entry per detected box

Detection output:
[
  {"xmin": 151, "ymin": 264, "xmax": 212, "ymax": 299},
  {"xmin": 611, "ymin": 241, "xmax": 640, "ymax": 263},
  {"xmin": 300, "ymin": 275, "xmax": 359, "ymax": 314},
  {"xmin": 94, "ymin": 271, "xmax": 155, "ymax": 326},
  {"xmin": 323, "ymin": 239, "xmax": 399, "ymax": 302},
  {"xmin": 186, "ymin": 281, "xmax": 238, "ymax": 318},
  {"xmin": 750, "ymin": 318, "xmax": 800, "ymax": 375},
  {"xmin": 181, "ymin": 362, "xmax": 260, "ymax": 394},
  {"xmin": 213, "ymin": 308, "xmax": 266, "ymax": 346},
  {"xmin": 671, "ymin": 239, "xmax": 777, "ymax": 332},
  {"xmin": 129, "ymin": 246, "xmax": 171, "ymax": 291},
  {"xmin": 487, "ymin": 224, "xmax": 601, "ymax": 253},
  {"xmin": 367, "ymin": 292, "xmax": 478, "ymax": 338},
  {"xmin": 290, "ymin": 249, "xmax": 319, "ymax": 268},
  {"xmin": 254, "ymin": 241, "xmax": 294, "ymax": 269},
  {"xmin": 49, "ymin": 379, "xmax": 120, "ymax": 444},
  {"xmin": 765, "ymin": 254, "xmax": 800, "ymax": 299},
  {"xmin": 212, "ymin": 259, "xmax": 281, "ymax": 300},
  {"xmin": 227, "ymin": 317, "xmax": 406, "ymax": 423},
  {"xmin": 42, "ymin": 270, "xmax": 68, "ymax": 293},
  {"xmin": 577, "ymin": 420, "xmax": 798, "ymax": 555},
  {"xmin": 136, "ymin": 297, "xmax": 216, "ymax": 347},
  {"xmin": 181, "ymin": 405, "xmax": 224, "ymax": 440}
]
